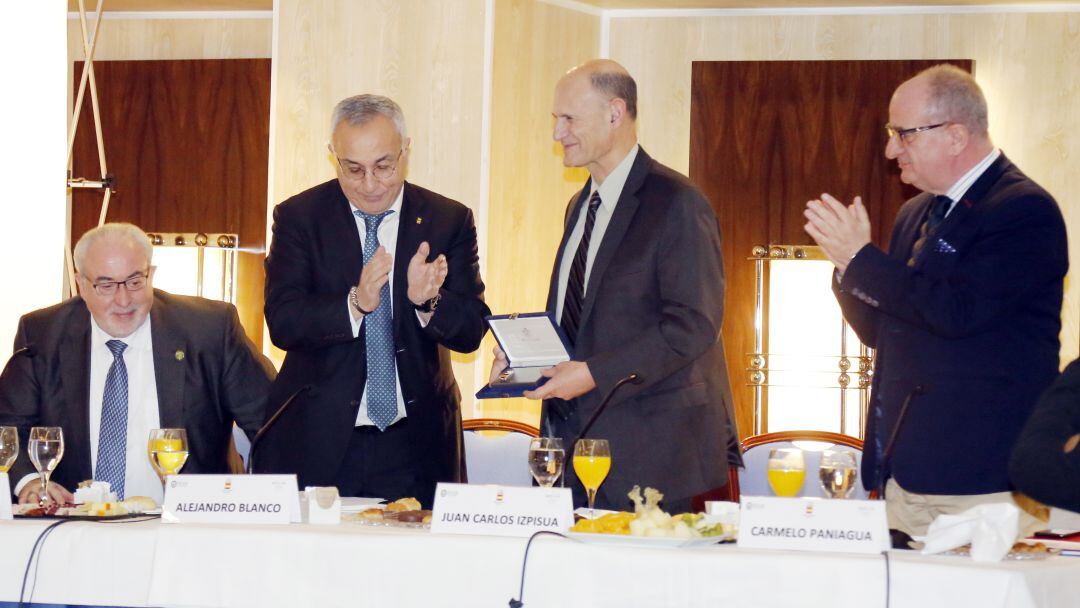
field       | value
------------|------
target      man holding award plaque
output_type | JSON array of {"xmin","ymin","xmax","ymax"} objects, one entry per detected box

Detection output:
[
  {"xmin": 0, "ymin": 223, "xmax": 274, "ymax": 504},
  {"xmin": 492, "ymin": 60, "xmax": 737, "ymax": 513}
]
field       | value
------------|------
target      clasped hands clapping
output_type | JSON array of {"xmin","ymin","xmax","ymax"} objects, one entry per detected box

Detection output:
[
  {"xmin": 353, "ymin": 241, "xmax": 447, "ymax": 316},
  {"xmin": 803, "ymin": 193, "xmax": 872, "ymax": 274}
]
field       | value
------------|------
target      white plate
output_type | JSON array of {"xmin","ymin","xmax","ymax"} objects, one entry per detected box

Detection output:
[{"xmin": 566, "ymin": 531, "xmax": 726, "ymax": 549}]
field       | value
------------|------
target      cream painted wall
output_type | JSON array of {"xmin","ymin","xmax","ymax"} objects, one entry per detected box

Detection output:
[
  {"xmin": 608, "ymin": 11, "xmax": 1080, "ymax": 366},
  {"xmin": 479, "ymin": 0, "xmax": 600, "ymax": 425},
  {"xmin": 268, "ymin": 0, "xmax": 489, "ymax": 410}
]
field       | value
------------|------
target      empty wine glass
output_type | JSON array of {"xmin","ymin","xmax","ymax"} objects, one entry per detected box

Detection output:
[
  {"xmin": 527, "ymin": 437, "xmax": 565, "ymax": 488},
  {"xmin": 818, "ymin": 449, "xmax": 858, "ymax": 499},
  {"xmin": 0, "ymin": 426, "xmax": 17, "ymax": 473},
  {"xmin": 28, "ymin": 427, "xmax": 64, "ymax": 505},
  {"xmin": 766, "ymin": 447, "xmax": 805, "ymax": 497}
]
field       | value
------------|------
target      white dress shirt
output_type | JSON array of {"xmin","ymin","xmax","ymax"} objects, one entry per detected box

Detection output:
[
  {"xmin": 347, "ymin": 187, "xmax": 408, "ymax": 427},
  {"xmin": 942, "ymin": 148, "xmax": 1001, "ymax": 216},
  {"xmin": 16, "ymin": 314, "xmax": 163, "ymax": 502},
  {"xmin": 556, "ymin": 144, "xmax": 640, "ymax": 321}
]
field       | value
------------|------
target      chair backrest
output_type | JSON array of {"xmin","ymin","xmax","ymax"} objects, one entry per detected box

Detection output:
[
  {"xmin": 462, "ymin": 418, "xmax": 540, "ymax": 487},
  {"xmin": 738, "ymin": 430, "xmax": 867, "ymax": 500}
]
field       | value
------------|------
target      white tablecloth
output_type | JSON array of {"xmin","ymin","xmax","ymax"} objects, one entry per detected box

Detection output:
[{"xmin": 2, "ymin": 517, "xmax": 1079, "ymax": 607}]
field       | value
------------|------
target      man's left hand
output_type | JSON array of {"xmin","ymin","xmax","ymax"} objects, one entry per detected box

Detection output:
[
  {"xmin": 803, "ymin": 193, "xmax": 872, "ymax": 274},
  {"xmin": 407, "ymin": 241, "xmax": 448, "ymax": 306},
  {"xmin": 524, "ymin": 361, "xmax": 596, "ymax": 401}
]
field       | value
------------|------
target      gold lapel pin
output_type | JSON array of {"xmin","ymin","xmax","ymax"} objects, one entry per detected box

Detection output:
[
  {"xmin": 416, "ymin": 217, "xmax": 423, "ymax": 224},
  {"xmin": 175, "ymin": 349, "xmax": 185, "ymax": 361}
]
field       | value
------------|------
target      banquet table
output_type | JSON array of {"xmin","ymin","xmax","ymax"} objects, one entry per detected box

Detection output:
[{"xmin": 1, "ymin": 517, "xmax": 1079, "ymax": 608}]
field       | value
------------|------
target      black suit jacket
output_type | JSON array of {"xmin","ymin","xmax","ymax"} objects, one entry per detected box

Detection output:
[
  {"xmin": 1009, "ymin": 358, "xmax": 1080, "ymax": 512},
  {"xmin": 544, "ymin": 148, "xmax": 735, "ymax": 509},
  {"xmin": 0, "ymin": 290, "xmax": 274, "ymax": 492},
  {"xmin": 838, "ymin": 153, "xmax": 1068, "ymax": 495},
  {"xmin": 259, "ymin": 180, "xmax": 489, "ymax": 490}
]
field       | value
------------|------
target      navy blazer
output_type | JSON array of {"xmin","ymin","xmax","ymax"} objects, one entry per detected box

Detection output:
[
  {"xmin": 837, "ymin": 153, "xmax": 1068, "ymax": 495},
  {"xmin": 259, "ymin": 180, "xmax": 489, "ymax": 494}
]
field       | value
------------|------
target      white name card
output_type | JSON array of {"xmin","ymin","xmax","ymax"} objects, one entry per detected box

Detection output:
[
  {"xmin": 0, "ymin": 473, "xmax": 12, "ymax": 520},
  {"xmin": 737, "ymin": 496, "xmax": 890, "ymax": 554},
  {"xmin": 431, "ymin": 483, "xmax": 573, "ymax": 538},
  {"xmin": 162, "ymin": 474, "xmax": 301, "ymax": 525}
]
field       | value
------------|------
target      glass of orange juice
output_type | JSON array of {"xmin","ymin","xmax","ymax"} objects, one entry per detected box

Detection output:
[
  {"xmin": 0, "ymin": 426, "xmax": 17, "ymax": 473},
  {"xmin": 573, "ymin": 438, "xmax": 611, "ymax": 515},
  {"xmin": 767, "ymin": 447, "xmax": 805, "ymax": 497},
  {"xmin": 148, "ymin": 428, "xmax": 189, "ymax": 490}
]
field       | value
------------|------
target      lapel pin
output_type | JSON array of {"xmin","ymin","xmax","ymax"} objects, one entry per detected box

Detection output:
[
  {"xmin": 416, "ymin": 217, "xmax": 423, "ymax": 224},
  {"xmin": 175, "ymin": 349, "xmax": 185, "ymax": 361}
]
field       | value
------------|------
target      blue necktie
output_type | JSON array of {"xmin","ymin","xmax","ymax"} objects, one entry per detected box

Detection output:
[
  {"xmin": 355, "ymin": 209, "xmax": 398, "ymax": 431},
  {"xmin": 561, "ymin": 191, "xmax": 602, "ymax": 346},
  {"xmin": 97, "ymin": 339, "xmax": 129, "ymax": 499}
]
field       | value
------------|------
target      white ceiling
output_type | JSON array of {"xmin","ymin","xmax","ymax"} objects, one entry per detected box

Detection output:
[{"xmin": 69, "ymin": 0, "xmax": 1080, "ymax": 13}]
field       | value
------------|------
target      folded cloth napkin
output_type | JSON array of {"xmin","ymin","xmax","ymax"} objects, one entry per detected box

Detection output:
[{"xmin": 920, "ymin": 502, "xmax": 1020, "ymax": 562}]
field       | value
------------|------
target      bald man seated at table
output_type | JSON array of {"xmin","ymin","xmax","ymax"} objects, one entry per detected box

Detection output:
[{"xmin": 0, "ymin": 223, "xmax": 274, "ymax": 505}]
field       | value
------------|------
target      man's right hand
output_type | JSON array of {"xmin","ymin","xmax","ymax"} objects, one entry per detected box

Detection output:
[
  {"xmin": 352, "ymin": 246, "xmax": 393, "ymax": 318},
  {"xmin": 17, "ymin": 479, "xmax": 74, "ymax": 505}
]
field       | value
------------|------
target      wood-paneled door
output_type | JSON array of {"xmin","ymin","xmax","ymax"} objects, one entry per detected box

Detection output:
[
  {"xmin": 71, "ymin": 58, "xmax": 271, "ymax": 348},
  {"xmin": 689, "ymin": 59, "xmax": 972, "ymax": 440}
]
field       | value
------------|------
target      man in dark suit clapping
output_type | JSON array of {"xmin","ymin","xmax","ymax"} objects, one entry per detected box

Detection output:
[
  {"xmin": 260, "ymin": 95, "xmax": 489, "ymax": 507},
  {"xmin": 804, "ymin": 65, "xmax": 1067, "ymax": 536}
]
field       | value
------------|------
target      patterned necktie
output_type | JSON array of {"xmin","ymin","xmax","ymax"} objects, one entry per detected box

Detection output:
[
  {"xmin": 561, "ymin": 191, "xmax": 603, "ymax": 346},
  {"xmin": 355, "ymin": 209, "xmax": 397, "ymax": 431},
  {"xmin": 97, "ymin": 339, "xmax": 129, "ymax": 500},
  {"xmin": 907, "ymin": 195, "xmax": 952, "ymax": 266}
]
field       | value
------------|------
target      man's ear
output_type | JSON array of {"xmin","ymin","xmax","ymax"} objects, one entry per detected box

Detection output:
[
  {"xmin": 608, "ymin": 98, "xmax": 627, "ymax": 127},
  {"xmin": 947, "ymin": 122, "xmax": 970, "ymax": 154}
]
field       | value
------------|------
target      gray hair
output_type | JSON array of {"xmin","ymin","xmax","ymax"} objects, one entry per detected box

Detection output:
[
  {"xmin": 920, "ymin": 64, "xmax": 989, "ymax": 138},
  {"xmin": 73, "ymin": 223, "xmax": 153, "ymax": 274},
  {"xmin": 330, "ymin": 94, "xmax": 408, "ymax": 143},
  {"xmin": 590, "ymin": 71, "xmax": 637, "ymax": 120}
]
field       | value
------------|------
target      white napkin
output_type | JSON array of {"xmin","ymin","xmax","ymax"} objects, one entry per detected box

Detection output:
[{"xmin": 920, "ymin": 502, "xmax": 1020, "ymax": 562}]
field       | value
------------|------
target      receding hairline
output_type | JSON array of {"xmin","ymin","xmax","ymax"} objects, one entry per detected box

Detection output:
[{"xmin": 73, "ymin": 223, "xmax": 153, "ymax": 276}]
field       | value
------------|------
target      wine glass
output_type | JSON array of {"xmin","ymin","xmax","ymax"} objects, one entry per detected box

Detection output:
[
  {"xmin": 527, "ymin": 437, "xmax": 565, "ymax": 488},
  {"xmin": 148, "ymin": 428, "xmax": 189, "ymax": 490},
  {"xmin": 28, "ymin": 427, "xmax": 64, "ymax": 505},
  {"xmin": 573, "ymin": 438, "xmax": 611, "ymax": 515},
  {"xmin": 0, "ymin": 426, "xmax": 18, "ymax": 473},
  {"xmin": 766, "ymin": 447, "xmax": 805, "ymax": 497},
  {"xmin": 818, "ymin": 449, "xmax": 858, "ymax": 499}
]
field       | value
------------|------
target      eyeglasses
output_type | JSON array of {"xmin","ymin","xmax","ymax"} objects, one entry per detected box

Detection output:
[
  {"xmin": 885, "ymin": 122, "xmax": 948, "ymax": 144},
  {"xmin": 88, "ymin": 272, "xmax": 150, "ymax": 296},
  {"xmin": 331, "ymin": 148, "xmax": 404, "ymax": 183}
]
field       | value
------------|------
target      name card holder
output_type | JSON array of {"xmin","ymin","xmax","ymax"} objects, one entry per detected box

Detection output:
[
  {"xmin": 737, "ymin": 496, "xmax": 890, "ymax": 554},
  {"xmin": 162, "ymin": 474, "xmax": 301, "ymax": 525},
  {"xmin": 431, "ymin": 483, "xmax": 573, "ymax": 538},
  {"xmin": 0, "ymin": 473, "xmax": 12, "ymax": 520}
]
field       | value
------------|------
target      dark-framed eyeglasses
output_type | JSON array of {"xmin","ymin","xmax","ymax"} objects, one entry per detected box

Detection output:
[
  {"xmin": 885, "ymin": 122, "xmax": 948, "ymax": 144},
  {"xmin": 331, "ymin": 148, "xmax": 404, "ymax": 183},
  {"xmin": 89, "ymin": 272, "xmax": 150, "ymax": 296}
]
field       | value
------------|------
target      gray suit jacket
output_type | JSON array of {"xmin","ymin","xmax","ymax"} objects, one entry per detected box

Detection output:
[
  {"xmin": 0, "ymin": 290, "xmax": 275, "ymax": 493},
  {"xmin": 544, "ymin": 148, "xmax": 735, "ymax": 509}
]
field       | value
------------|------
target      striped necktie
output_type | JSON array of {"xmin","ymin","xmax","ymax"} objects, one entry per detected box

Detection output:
[
  {"xmin": 908, "ymin": 195, "xmax": 952, "ymax": 266},
  {"xmin": 97, "ymin": 339, "xmax": 129, "ymax": 499},
  {"xmin": 355, "ymin": 209, "xmax": 397, "ymax": 431},
  {"xmin": 561, "ymin": 191, "xmax": 602, "ymax": 345}
]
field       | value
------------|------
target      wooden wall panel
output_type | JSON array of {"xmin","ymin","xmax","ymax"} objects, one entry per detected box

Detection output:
[
  {"xmin": 481, "ymin": 0, "xmax": 600, "ymax": 424},
  {"xmin": 71, "ymin": 59, "xmax": 271, "ymax": 349},
  {"xmin": 610, "ymin": 11, "xmax": 1080, "ymax": 403},
  {"xmin": 66, "ymin": 17, "xmax": 271, "ymax": 62},
  {"xmin": 689, "ymin": 60, "xmax": 965, "ymax": 439},
  {"xmin": 269, "ymin": 0, "xmax": 487, "ymax": 408}
]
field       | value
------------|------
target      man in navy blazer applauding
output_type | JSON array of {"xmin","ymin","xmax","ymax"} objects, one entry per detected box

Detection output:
[{"xmin": 804, "ymin": 65, "xmax": 1067, "ymax": 536}]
